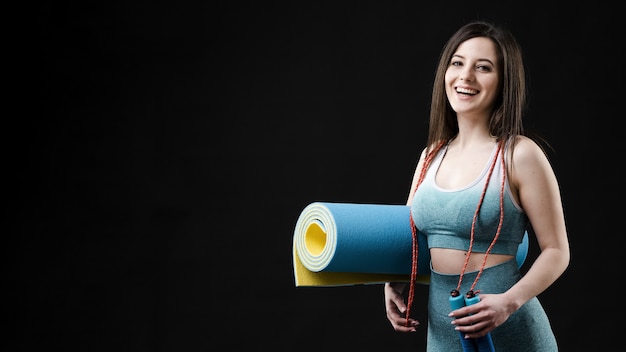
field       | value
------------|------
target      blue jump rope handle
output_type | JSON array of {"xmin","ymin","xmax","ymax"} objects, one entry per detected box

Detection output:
[
  {"xmin": 449, "ymin": 294, "xmax": 496, "ymax": 352},
  {"xmin": 464, "ymin": 295, "xmax": 495, "ymax": 352},
  {"xmin": 450, "ymin": 295, "xmax": 477, "ymax": 351}
]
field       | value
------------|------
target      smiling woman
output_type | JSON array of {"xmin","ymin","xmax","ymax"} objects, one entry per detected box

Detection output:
[{"xmin": 383, "ymin": 21, "xmax": 570, "ymax": 351}]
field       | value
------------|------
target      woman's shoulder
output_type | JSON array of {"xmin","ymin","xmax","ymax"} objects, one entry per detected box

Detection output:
[
  {"xmin": 507, "ymin": 135, "xmax": 555, "ymax": 188},
  {"xmin": 509, "ymin": 135, "xmax": 550, "ymax": 165}
]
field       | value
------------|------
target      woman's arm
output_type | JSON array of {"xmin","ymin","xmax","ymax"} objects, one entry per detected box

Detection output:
[{"xmin": 501, "ymin": 136, "xmax": 570, "ymax": 307}]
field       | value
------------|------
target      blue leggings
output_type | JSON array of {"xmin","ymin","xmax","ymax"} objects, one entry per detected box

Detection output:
[{"xmin": 426, "ymin": 259, "xmax": 558, "ymax": 351}]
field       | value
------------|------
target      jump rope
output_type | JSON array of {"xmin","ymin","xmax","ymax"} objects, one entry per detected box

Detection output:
[{"xmin": 406, "ymin": 138, "xmax": 507, "ymax": 352}]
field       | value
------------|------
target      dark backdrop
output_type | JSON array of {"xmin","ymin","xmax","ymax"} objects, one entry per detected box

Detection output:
[{"xmin": 13, "ymin": 1, "xmax": 619, "ymax": 351}]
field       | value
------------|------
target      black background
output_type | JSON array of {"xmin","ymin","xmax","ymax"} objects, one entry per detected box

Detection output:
[{"xmin": 13, "ymin": 1, "xmax": 620, "ymax": 351}]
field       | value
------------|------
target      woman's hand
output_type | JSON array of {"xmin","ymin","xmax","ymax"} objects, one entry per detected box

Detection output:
[
  {"xmin": 384, "ymin": 282, "xmax": 419, "ymax": 332},
  {"xmin": 448, "ymin": 293, "xmax": 517, "ymax": 338}
]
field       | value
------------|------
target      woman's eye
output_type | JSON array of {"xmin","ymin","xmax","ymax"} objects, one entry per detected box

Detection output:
[
  {"xmin": 451, "ymin": 61, "xmax": 462, "ymax": 67},
  {"xmin": 476, "ymin": 65, "xmax": 492, "ymax": 72}
]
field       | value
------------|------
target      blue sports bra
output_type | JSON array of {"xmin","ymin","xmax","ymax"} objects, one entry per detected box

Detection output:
[{"xmin": 410, "ymin": 141, "xmax": 528, "ymax": 256}]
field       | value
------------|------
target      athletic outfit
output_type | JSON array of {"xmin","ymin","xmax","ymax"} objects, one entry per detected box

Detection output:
[{"xmin": 410, "ymin": 140, "xmax": 558, "ymax": 351}]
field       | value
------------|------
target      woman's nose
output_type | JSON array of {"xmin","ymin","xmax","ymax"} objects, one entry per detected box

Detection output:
[{"xmin": 459, "ymin": 67, "xmax": 474, "ymax": 81}]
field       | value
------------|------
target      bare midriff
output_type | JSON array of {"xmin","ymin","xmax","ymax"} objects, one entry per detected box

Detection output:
[{"xmin": 430, "ymin": 248, "xmax": 515, "ymax": 274}]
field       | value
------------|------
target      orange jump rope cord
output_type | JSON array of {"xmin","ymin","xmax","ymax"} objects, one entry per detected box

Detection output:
[
  {"xmin": 405, "ymin": 140, "xmax": 446, "ymax": 326},
  {"xmin": 457, "ymin": 139, "xmax": 505, "ymax": 293}
]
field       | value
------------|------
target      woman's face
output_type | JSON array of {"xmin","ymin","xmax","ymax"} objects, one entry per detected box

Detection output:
[{"xmin": 445, "ymin": 37, "xmax": 500, "ymax": 118}]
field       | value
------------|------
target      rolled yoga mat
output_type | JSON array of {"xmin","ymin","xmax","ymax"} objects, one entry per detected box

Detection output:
[
  {"xmin": 292, "ymin": 202, "xmax": 529, "ymax": 287},
  {"xmin": 292, "ymin": 202, "xmax": 430, "ymax": 286}
]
